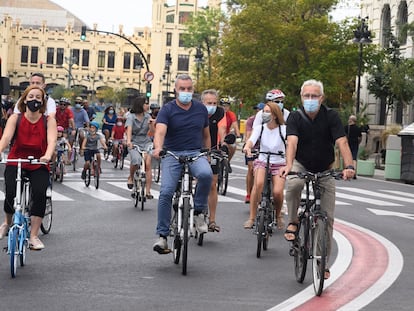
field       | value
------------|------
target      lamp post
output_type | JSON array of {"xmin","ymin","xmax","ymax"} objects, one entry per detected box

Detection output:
[
  {"xmin": 86, "ymin": 72, "xmax": 103, "ymax": 102},
  {"xmin": 353, "ymin": 17, "xmax": 372, "ymax": 114},
  {"xmin": 194, "ymin": 46, "xmax": 203, "ymax": 93},
  {"xmin": 165, "ymin": 52, "xmax": 172, "ymax": 94},
  {"xmin": 63, "ymin": 55, "xmax": 78, "ymax": 89},
  {"xmin": 135, "ymin": 56, "xmax": 143, "ymax": 95}
]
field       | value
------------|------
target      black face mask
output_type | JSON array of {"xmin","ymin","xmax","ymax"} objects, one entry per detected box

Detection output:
[
  {"xmin": 26, "ymin": 100, "xmax": 42, "ymax": 112},
  {"xmin": 152, "ymin": 111, "xmax": 159, "ymax": 117}
]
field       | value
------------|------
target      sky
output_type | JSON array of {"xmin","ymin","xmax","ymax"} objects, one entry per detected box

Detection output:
[{"xmin": 50, "ymin": 0, "xmax": 359, "ymax": 35}]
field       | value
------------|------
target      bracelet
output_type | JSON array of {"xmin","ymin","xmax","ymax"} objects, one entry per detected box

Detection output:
[{"xmin": 345, "ymin": 165, "xmax": 355, "ymax": 170}]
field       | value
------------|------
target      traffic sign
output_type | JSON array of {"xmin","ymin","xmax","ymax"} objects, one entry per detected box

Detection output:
[{"xmin": 144, "ymin": 71, "xmax": 154, "ymax": 82}]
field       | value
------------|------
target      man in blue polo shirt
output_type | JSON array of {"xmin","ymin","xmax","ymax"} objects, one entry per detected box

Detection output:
[{"xmin": 152, "ymin": 74, "xmax": 212, "ymax": 254}]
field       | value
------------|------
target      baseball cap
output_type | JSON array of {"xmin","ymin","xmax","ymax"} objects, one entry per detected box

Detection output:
[{"xmin": 254, "ymin": 102, "xmax": 265, "ymax": 110}]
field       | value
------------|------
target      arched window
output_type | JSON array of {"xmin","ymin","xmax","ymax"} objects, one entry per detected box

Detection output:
[
  {"xmin": 396, "ymin": 1, "xmax": 408, "ymax": 45},
  {"xmin": 380, "ymin": 4, "xmax": 391, "ymax": 48}
]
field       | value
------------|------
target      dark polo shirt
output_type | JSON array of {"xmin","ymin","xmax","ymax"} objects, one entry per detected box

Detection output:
[{"xmin": 286, "ymin": 105, "xmax": 345, "ymax": 173}]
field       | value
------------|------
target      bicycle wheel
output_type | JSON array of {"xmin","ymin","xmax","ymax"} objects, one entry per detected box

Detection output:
[
  {"xmin": 120, "ymin": 152, "xmax": 125, "ymax": 170},
  {"xmin": 311, "ymin": 215, "xmax": 328, "ymax": 296},
  {"xmin": 294, "ymin": 213, "xmax": 309, "ymax": 283},
  {"xmin": 58, "ymin": 161, "xmax": 64, "ymax": 183},
  {"xmin": 182, "ymin": 197, "xmax": 190, "ymax": 275},
  {"xmin": 19, "ymin": 226, "xmax": 27, "ymax": 267},
  {"xmin": 9, "ymin": 227, "xmax": 19, "ymax": 278},
  {"xmin": 256, "ymin": 208, "xmax": 265, "ymax": 258},
  {"xmin": 52, "ymin": 162, "xmax": 58, "ymax": 181},
  {"xmin": 171, "ymin": 210, "xmax": 181, "ymax": 264},
  {"xmin": 218, "ymin": 159, "xmax": 229, "ymax": 195},
  {"xmin": 72, "ymin": 149, "xmax": 77, "ymax": 171},
  {"xmin": 140, "ymin": 177, "xmax": 146, "ymax": 211},
  {"xmin": 41, "ymin": 197, "xmax": 53, "ymax": 234},
  {"xmin": 94, "ymin": 161, "xmax": 100, "ymax": 189},
  {"xmin": 84, "ymin": 167, "xmax": 91, "ymax": 187},
  {"xmin": 133, "ymin": 177, "xmax": 139, "ymax": 208},
  {"xmin": 153, "ymin": 159, "xmax": 160, "ymax": 183}
]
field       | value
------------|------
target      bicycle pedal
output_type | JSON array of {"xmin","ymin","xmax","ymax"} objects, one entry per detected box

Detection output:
[{"xmin": 289, "ymin": 247, "xmax": 296, "ymax": 257}]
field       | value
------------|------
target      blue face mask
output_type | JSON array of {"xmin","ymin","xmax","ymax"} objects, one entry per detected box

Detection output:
[
  {"xmin": 277, "ymin": 102, "xmax": 284, "ymax": 110},
  {"xmin": 206, "ymin": 105, "xmax": 217, "ymax": 115},
  {"xmin": 178, "ymin": 92, "xmax": 193, "ymax": 105},
  {"xmin": 75, "ymin": 103, "xmax": 81, "ymax": 109},
  {"xmin": 303, "ymin": 99, "xmax": 319, "ymax": 113}
]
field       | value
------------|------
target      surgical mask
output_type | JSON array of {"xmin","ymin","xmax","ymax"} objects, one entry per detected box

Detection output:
[
  {"xmin": 178, "ymin": 92, "xmax": 193, "ymax": 105},
  {"xmin": 262, "ymin": 112, "xmax": 272, "ymax": 123},
  {"xmin": 116, "ymin": 122, "xmax": 123, "ymax": 126},
  {"xmin": 26, "ymin": 100, "xmax": 42, "ymax": 112},
  {"xmin": 75, "ymin": 103, "xmax": 81, "ymax": 109},
  {"xmin": 109, "ymin": 109, "xmax": 114, "ymax": 114},
  {"xmin": 206, "ymin": 105, "xmax": 217, "ymax": 115},
  {"xmin": 277, "ymin": 102, "xmax": 284, "ymax": 110},
  {"xmin": 303, "ymin": 99, "xmax": 319, "ymax": 113}
]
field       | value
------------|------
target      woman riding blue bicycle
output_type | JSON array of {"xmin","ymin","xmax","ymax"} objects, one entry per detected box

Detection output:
[{"xmin": 0, "ymin": 85, "xmax": 57, "ymax": 250}]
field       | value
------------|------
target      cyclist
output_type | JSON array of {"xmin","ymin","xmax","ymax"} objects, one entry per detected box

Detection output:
[
  {"xmin": 110, "ymin": 116, "xmax": 126, "ymax": 162},
  {"xmin": 125, "ymin": 97, "xmax": 154, "ymax": 198},
  {"xmin": 55, "ymin": 97, "xmax": 74, "ymax": 137},
  {"xmin": 147, "ymin": 103, "xmax": 160, "ymax": 140},
  {"xmin": 152, "ymin": 74, "xmax": 212, "ymax": 254},
  {"xmin": 51, "ymin": 126, "xmax": 71, "ymax": 172},
  {"xmin": 0, "ymin": 85, "xmax": 57, "ymax": 250},
  {"xmin": 253, "ymin": 89, "xmax": 290, "ymax": 128},
  {"xmin": 244, "ymin": 102, "xmax": 264, "ymax": 204},
  {"xmin": 220, "ymin": 97, "xmax": 241, "ymax": 172},
  {"xmin": 102, "ymin": 105, "xmax": 117, "ymax": 144},
  {"xmin": 201, "ymin": 89, "xmax": 227, "ymax": 232},
  {"xmin": 279, "ymin": 79, "xmax": 355, "ymax": 280},
  {"xmin": 70, "ymin": 99, "xmax": 89, "ymax": 148},
  {"xmin": 243, "ymin": 102, "xmax": 286, "ymax": 229},
  {"xmin": 80, "ymin": 121, "xmax": 107, "ymax": 180}
]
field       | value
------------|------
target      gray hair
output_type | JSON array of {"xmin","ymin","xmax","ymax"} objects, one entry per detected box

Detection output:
[
  {"xmin": 175, "ymin": 74, "xmax": 192, "ymax": 87},
  {"xmin": 300, "ymin": 79, "xmax": 324, "ymax": 96},
  {"xmin": 201, "ymin": 89, "xmax": 219, "ymax": 101}
]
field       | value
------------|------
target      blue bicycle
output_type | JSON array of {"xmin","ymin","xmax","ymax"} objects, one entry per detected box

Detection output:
[{"xmin": 1, "ymin": 156, "xmax": 47, "ymax": 278}]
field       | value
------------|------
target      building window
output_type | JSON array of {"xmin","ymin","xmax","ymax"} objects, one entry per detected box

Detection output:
[
  {"xmin": 166, "ymin": 32, "xmax": 172, "ymax": 46},
  {"xmin": 56, "ymin": 48, "xmax": 64, "ymax": 65},
  {"xmin": 133, "ymin": 53, "xmax": 143, "ymax": 69},
  {"xmin": 72, "ymin": 49, "xmax": 80, "ymax": 64},
  {"xmin": 397, "ymin": 1, "xmax": 408, "ymax": 45},
  {"xmin": 82, "ymin": 49, "xmax": 89, "ymax": 67},
  {"xmin": 98, "ymin": 50, "xmax": 105, "ymax": 68},
  {"xmin": 46, "ymin": 47, "xmax": 54, "ymax": 65},
  {"xmin": 108, "ymin": 51, "xmax": 115, "ymax": 68},
  {"xmin": 179, "ymin": 12, "xmax": 192, "ymax": 24},
  {"xmin": 179, "ymin": 33, "xmax": 186, "ymax": 47},
  {"xmin": 123, "ymin": 52, "xmax": 131, "ymax": 70},
  {"xmin": 31, "ymin": 46, "xmax": 38, "ymax": 64},
  {"xmin": 166, "ymin": 14, "xmax": 174, "ymax": 23},
  {"xmin": 21, "ymin": 46, "xmax": 29, "ymax": 63},
  {"xmin": 177, "ymin": 54, "xmax": 189, "ymax": 71}
]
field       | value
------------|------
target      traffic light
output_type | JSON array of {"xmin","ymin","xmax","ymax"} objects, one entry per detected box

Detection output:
[
  {"xmin": 146, "ymin": 83, "xmax": 152, "ymax": 98},
  {"xmin": 81, "ymin": 26, "xmax": 87, "ymax": 41}
]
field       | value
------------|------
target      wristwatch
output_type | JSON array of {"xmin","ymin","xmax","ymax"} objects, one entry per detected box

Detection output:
[{"xmin": 345, "ymin": 165, "xmax": 355, "ymax": 170}]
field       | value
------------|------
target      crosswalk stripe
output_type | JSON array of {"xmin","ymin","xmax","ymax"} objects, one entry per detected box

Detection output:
[
  {"xmin": 63, "ymin": 182, "xmax": 129, "ymax": 201},
  {"xmin": 335, "ymin": 192, "xmax": 402, "ymax": 206},
  {"xmin": 0, "ymin": 190, "xmax": 73, "ymax": 201},
  {"xmin": 337, "ymin": 187, "xmax": 414, "ymax": 204},
  {"xmin": 381, "ymin": 190, "xmax": 414, "ymax": 199}
]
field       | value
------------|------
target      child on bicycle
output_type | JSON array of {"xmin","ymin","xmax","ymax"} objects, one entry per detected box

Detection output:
[
  {"xmin": 111, "ymin": 116, "xmax": 126, "ymax": 162},
  {"xmin": 243, "ymin": 102, "xmax": 286, "ymax": 230},
  {"xmin": 80, "ymin": 121, "xmax": 107, "ymax": 179},
  {"xmin": 52, "ymin": 126, "xmax": 71, "ymax": 168}
]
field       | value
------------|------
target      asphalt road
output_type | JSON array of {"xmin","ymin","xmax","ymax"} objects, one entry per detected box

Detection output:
[{"xmin": 0, "ymin": 150, "xmax": 413, "ymax": 311}]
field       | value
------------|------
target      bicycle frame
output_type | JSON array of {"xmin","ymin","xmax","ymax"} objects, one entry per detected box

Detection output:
[{"xmin": 132, "ymin": 145, "xmax": 151, "ymax": 210}]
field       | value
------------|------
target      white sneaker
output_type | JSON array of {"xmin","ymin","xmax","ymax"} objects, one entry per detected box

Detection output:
[
  {"xmin": 0, "ymin": 223, "xmax": 9, "ymax": 240},
  {"xmin": 153, "ymin": 237, "xmax": 169, "ymax": 254},
  {"xmin": 194, "ymin": 214, "xmax": 208, "ymax": 234}
]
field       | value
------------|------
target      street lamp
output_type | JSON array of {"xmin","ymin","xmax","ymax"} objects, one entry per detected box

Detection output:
[
  {"xmin": 194, "ymin": 46, "xmax": 203, "ymax": 92},
  {"xmin": 165, "ymin": 52, "xmax": 172, "ymax": 94},
  {"xmin": 86, "ymin": 72, "xmax": 103, "ymax": 102},
  {"xmin": 353, "ymin": 17, "xmax": 372, "ymax": 114},
  {"xmin": 135, "ymin": 56, "xmax": 144, "ymax": 95},
  {"xmin": 62, "ymin": 55, "xmax": 78, "ymax": 89}
]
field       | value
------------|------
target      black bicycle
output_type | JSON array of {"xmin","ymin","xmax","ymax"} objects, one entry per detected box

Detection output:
[
  {"xmin": 215, "ymin": 134, "xmax": 235, "ymax": 196},
  {"xmin": 252, "ymin": 150, "xmax": 284, "ymax": 258},
  {"xmin": 162, "ymin": 149, "xmax": 209, "ymax": 275},
  {"xmin": 288, "ymin": 170, "xmax": 342, "ymax": 296}
]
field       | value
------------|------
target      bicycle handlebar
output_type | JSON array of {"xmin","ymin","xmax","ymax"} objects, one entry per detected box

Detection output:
[
  {"xmin": 0, "ymin": 157, "xmax": 48, "ymax": 165},
  {"xmin": 159, "ymin": 148, "xmax": 209, "ymax": 163},
  {"xmin": 288, "ymin": 170, "xmax": 343, "ymax": 180}
]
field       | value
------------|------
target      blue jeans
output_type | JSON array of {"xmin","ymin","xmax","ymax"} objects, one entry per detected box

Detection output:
[{"xmin": 156, "ymin": 150, "xmax": 212, "ymax": 237}]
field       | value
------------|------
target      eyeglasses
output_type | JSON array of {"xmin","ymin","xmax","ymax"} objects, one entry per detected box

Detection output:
[
  {"xmin": 302, "ymin": 94, "xmax": 321, "ymax": 99},
  {"xmin": 206, "ymin": 102, "xmax": 217, "ymax": 105},
  {"xmin": 272, "ymin": 100, "xmax": 283, "ymax": 104}
]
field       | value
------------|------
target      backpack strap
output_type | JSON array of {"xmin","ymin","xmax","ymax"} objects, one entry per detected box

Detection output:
[{"xmin": 278, "ymin": 125, "xmax": 286, "ymax": 149}]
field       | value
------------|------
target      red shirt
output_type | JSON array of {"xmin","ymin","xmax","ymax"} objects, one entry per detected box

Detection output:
[
  {"xmin": 112, "ymin": 125, "xmax": 125, "ymax": 140},
  {"xmin": 56, "ymin": 108, "xmax": 73, "ymax": 129},
  {"xmin": 8, "ymin": 115, "xmax": 48, "ymax": 171},
  {"xmin": 225, "ymin": 110, "xmax": 237, "ymax": 134}
]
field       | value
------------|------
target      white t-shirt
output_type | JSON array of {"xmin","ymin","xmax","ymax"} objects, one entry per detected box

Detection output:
[
  {"xmin": 252, "ymin": 108, "xmax": 290, "ymax": 129},
  {"xmin": 248, "ymin": 123, "xmax": 286, "ymax": 165},
  {"xmin": 14, "ymin": 96, "xmax": 56, "ymax": 116}
]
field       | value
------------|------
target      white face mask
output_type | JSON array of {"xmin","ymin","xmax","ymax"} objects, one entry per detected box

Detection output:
[
  {"xmin": 262, "ymin": 112, "xmax": 272, "ymax": 123},
  {"xmin": 116, "ymin": 122, "xmax": 123, "ymax": 126}
]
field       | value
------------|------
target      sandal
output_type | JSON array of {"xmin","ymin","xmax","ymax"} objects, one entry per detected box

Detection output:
[
  {"xmin": 146, "ymin": 193, "xmax": 154, "ymax": 199},
  {"xmin": 277, "ymin": 216, "xmax": 285, "ymax": 230},
  {"xmin": 284, "ymin": 222, "xmax": 298, "ymax": 241},
  {"xmin": 127, "ymin": 177, "xmax": 133, "ymax": 190},
  {"xmin": 208, "ymin": 221, "xmax": 221, "ymax": 232},
  {"xmin": 243, "ymin": 219, "xmax": 254, "ymax": 229}
]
